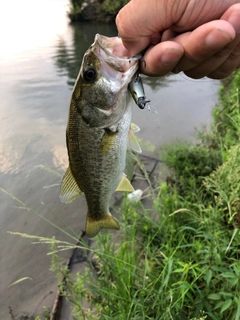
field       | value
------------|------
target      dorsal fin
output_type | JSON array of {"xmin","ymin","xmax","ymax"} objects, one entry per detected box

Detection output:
[{"xmin": 130, "ymin": 123, "xmax": 140, "ymax": 132}]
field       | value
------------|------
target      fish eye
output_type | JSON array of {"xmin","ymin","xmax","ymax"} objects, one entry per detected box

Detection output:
[{"xmin": 83, "ymin": 66, "xmax": 96, "ymax": 82}]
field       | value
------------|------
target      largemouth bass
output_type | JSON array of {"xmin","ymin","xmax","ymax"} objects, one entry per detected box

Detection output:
[{"xmin": 60, "ymin": 34, "xmax": 141, "ymax": 238}]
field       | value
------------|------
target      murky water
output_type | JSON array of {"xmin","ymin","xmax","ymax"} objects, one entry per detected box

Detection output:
[{"xmin": 0, "ymin": 0, "xmax": 220, "ymax": 318}]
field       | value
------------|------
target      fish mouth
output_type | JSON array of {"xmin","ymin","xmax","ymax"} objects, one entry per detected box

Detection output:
[
  {"xmin": 95, "ymin": 33, "xmax": 141, "ymax": 60},
  {"xmin": 94, "ymin": 34, "xmax": 140, "ymax": 74}
]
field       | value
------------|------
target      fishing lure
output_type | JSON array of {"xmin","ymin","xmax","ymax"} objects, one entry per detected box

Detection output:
[{"xmin": 129, "ymin": 72, "xmax": 151, "ymax": 109}]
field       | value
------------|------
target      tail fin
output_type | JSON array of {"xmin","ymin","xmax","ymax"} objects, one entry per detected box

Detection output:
[{"xmin": 85, "ymin": 212, "xmax": 120, "ymax": 238}]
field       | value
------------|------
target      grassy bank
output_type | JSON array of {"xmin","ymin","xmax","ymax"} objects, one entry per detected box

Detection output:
[{"xmin": 49, "ymin": 71, "xmax": 240, "ymax": 320}]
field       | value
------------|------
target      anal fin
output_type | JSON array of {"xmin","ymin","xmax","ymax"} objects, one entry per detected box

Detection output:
[
  {"xmin": 59, "ymin": 166, "xmax": 82, "ymax": 203},
  {"xmin": 116, "ymin": 173, "xmax": 134, "ymax": 192}
]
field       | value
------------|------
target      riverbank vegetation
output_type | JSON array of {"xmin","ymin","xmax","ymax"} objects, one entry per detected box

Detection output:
[
  {"xmin": 67, "ymin": 0, "xmax": 128, "ymax": 22},
  {"xmin": 48, "ymin": 71, "xmax": 240, "ymax": 320}
]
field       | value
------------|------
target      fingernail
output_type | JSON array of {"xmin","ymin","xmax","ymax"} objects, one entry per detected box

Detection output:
[
  {"xmin": 227, "ymin": 11, "xmax": 240, "ymax": 33},
  {"xmin": 161, "ymin": 48, "xmax": 183, "ymax": 66},
  {"xmin": 205, "ymin": 29, "xmax": 233, "ymax": 48}
]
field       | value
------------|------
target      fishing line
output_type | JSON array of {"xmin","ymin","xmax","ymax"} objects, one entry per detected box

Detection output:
[{"xmin": 144, "ymin": 101, "xmax": 160, "ymax": 122}]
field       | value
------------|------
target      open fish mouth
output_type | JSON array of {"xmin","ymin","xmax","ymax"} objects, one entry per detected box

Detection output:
[
  {"xmin": 93, "ymin": 34, "xmax": 141, "ymax": 74},
  {"xmin": 95, "ymin": 33, "xmax": 141, "ymax": 60}
]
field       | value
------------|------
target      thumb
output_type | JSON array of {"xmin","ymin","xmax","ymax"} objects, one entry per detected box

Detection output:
[{"xmin": 116, "ymin": 0, "xmax": 183, "ymax": 55}]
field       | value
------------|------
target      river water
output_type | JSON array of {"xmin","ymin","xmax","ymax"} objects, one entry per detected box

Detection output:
[{"xmin": 0, "ymin": 0, "xmax": 220, "ymax": 318}]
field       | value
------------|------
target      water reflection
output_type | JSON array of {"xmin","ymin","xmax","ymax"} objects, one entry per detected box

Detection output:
[
  {"xmin": 54, "ymin": 22, "xmax": 118, "ymax": 87},
  {"xmin": 52, "ymin": 144, "xmax": 69, "ymax": 171},
  {"xmin": 143, "ymin": 74, "xmax": 175, "ymax": 91},
  {"xmin": 0, "ymin": 141, "xmax": 20, "ymax": 175}
]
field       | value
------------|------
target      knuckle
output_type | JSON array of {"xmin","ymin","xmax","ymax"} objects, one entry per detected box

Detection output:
[
  {"xmin": 184, "ymin": 69, "xmax": 204, "ymax": 79},
  {"xmin": 183, "ymin": 53, "xmax": 201, "ymax": 66},
  {"xmin": 208, "ymin": 69, "xmax": 233, "ymax": 79},
  {"xmin": 229, "ymin": 44, "xmax": 240, "ymax": 61},
  {"xmin": 213, "ymin": 48, "xmax": 232, "ymax": 59}
]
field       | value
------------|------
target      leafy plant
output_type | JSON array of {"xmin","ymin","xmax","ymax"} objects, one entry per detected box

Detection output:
[{"xmin": 99, "ymin": 0, "xmax": 129, "ymax": 16}]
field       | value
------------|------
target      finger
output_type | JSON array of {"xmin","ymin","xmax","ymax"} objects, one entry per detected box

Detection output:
[
  {"xmin": 140, "ymin": 41, "xmax": 184, "ymax": 76},
  {"xmin": 208, "ymin": 3, "xmax": 240, "ymax": 78},
  {"xmin": 161, "ymin": 29, "xmax": 179, "ymax": 42},
  {"xmin": 172, "ymin": 20, "xmax": 236, "ymax": 72},
  {"xmin": 220, "ymin": 3, "xmax": 240, "ymax": 32},
  {"xmin": 116, "ymin": 0, "xmax": 239, "ymax": 56},
  {"xmin": 208, "ymin": 40, "xmax": 240, "ymax": 79},
  {"xmin": 116, "ymin": 1, "xmax": 158, "ymax": 55},
  {"xmin": 116, "ymin": 0, "xmax": 185, "ymax": 55},
  {"xmin": 183, "ymin": 31, "xmax": 240, "ymax": 78},
  {"xmin": 184, "ymin": 4, "xmax": 240, "ymax": 79}
]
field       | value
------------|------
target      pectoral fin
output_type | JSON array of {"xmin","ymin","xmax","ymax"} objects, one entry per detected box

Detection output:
[
  {"xmin": 86, "ymin": 212, "xmax": 120, "ymax": 238},
  {"xmin": 59, "ymin": 166, "xmax": 82, "ymax": 203},
  {"xmin": 116, "ymin": 173, "xmax": 134, "ymax": 192},
  {"xmin": 130, "ymin": 123, "xmax": 140, "ymax": 133},
  {"xmin": 128, "ymin": 123, "xmax": 142, "ymax": 153}
]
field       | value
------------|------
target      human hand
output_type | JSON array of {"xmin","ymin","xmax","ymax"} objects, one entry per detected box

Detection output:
[{"xmin": 116, "ymin": 0, "xmax": 240, "ymax": 79}]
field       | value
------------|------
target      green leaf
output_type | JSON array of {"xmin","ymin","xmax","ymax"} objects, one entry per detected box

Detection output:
[
  {"xmin": 220, "ymin": 299, "xmax": 232, "ymax": 313},
  {"xmin": 173, "ymin": 268, "xmax": 185, "ymax": 273},
  {"xmin": 205, "ymin": 311, "xmax": 219, "ymax": 320},
  {"xmin": 205, "ymin": 269, "xmax": 212, "ymax": 286},
  {"xmin": 208, "ymin": 293, "xmax": 221, "ymax": 300},
  {"xmin": 221, "ymin": 272, "xmax": 236, "ymax": 278},
  {"xmin": 215, "ymin": 301, "xmax": 224, "ymax": 310},
  {"xmin": 219, "ymin": 291, "xmax": 234, "ymax": 297},
  {"xmin": 234, "ymin": 296, "xmax": 240, "ymax": 320}
]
